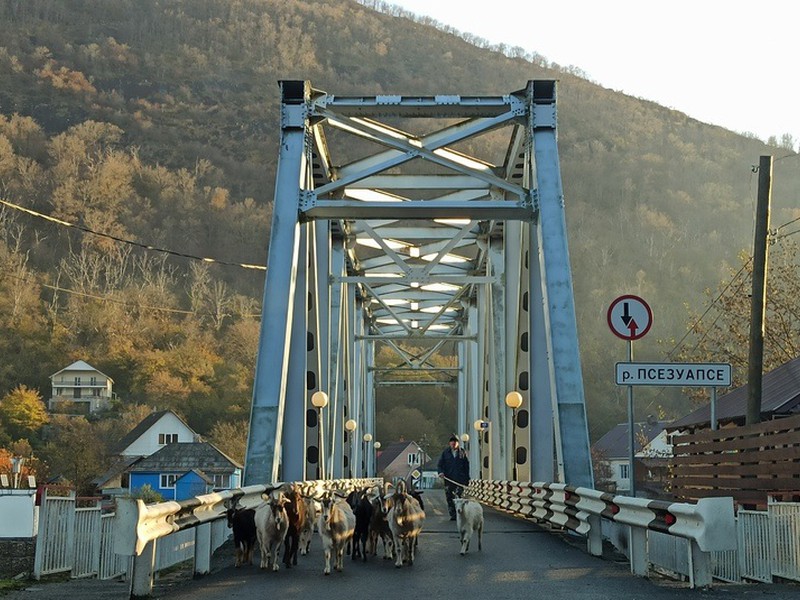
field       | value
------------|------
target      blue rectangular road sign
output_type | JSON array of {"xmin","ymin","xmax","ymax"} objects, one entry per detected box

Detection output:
[{"xmin": 615, "ymin": 362, "xmax": 732, "ymax": 387}]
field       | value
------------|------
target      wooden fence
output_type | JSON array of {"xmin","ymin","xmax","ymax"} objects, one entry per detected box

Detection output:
[{"xmin": 671, "ymin": 414, "xmax": 800, "ymax": 508}]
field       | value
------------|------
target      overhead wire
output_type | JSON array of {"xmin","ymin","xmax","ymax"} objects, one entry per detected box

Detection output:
[
  {"xmin": 0, "ymin": 198, "xmax": 265, "ymax": 318},
  {"xmin": 0, "ymin": 198, "xmax": 267, "ymax": 271},
  {"xmin": 641, "ymin": 156, "xmax": 800, "ymax": 415},
  {"xmin": 0, "ymin": 270, "xmax": 262, "ymax": 319}
]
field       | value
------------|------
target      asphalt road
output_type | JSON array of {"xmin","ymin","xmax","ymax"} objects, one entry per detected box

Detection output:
[{"xmin": 5, "ymin": 490, "xmax": 800, "ymax": 600}]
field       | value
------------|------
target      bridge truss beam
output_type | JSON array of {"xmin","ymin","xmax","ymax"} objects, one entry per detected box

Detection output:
[{"xmin": 244, "ymin": 81, "xmax": 593, "ymax": 488}]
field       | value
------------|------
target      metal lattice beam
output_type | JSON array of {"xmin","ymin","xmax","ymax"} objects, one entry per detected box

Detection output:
[{"xmin": 244, "ymin": 81, "xmax": 593, "ymax": 488}]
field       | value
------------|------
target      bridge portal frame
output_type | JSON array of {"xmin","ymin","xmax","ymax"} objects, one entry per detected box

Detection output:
[{"xmin": 244, "ymin": 80, "xmax": 593, "ymax": 489}]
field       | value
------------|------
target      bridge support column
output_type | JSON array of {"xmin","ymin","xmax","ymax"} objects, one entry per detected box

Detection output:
[
  {"xmin": 467, "ymin": 303, "xmax": 480, "ymax": 477},
  {"xmin": 508, "ymin": 221, "xmax": 531, "ymax": 482},
  {"xmin": 283, "ymin": 223, "xmax": 309, "ymax": 482},
  {"xmin": 244, "ymin": 80, "xmax": 308, "ymax": 485},
  {"xmin": 488, "ymin": 238, "xmax": 507, "ymax": 479},
  {"xmin": 305, "ymin": 221, "xmax": 326, "ymax": 480},
  {"xmin": 529, "ymin": 80, "xmax": 593, "ymax": 487},
  {"xmin": 329, "ymin": 241, "xmax": 346, "ymax": 479}
]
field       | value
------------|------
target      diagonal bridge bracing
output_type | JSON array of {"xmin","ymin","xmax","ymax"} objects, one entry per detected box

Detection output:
[{"xmin": 244, "ymin": 81, "xmax": 593, "ymax": 489}]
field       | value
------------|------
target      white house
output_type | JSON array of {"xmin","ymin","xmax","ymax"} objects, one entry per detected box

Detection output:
[
  {"xmin": 591, "ymin": 418, "xmax": 672, "ymax": 495},
  {"xmin": 376, "ymin": 441, "xmax": 429, "ymax": 485},
  {"xmin": 93, "ymin": 409, "xmax": 201, "ymax": 496},
  {"xmin": 115, "ymin": 410, "xmax": 198, "ymax": 457},
  {"xmin": 49, "ymin": 360, "xmax": 115, "ymax": 414}
]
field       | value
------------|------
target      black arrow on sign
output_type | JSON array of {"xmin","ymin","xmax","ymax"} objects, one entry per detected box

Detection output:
[{"xmin": 621, "ymin": 302, "xmax": 632, "ymax": 326}]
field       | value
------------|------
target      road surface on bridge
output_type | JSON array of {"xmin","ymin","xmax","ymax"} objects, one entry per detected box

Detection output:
[{"xmin": 6, "ymin": 490, "xmax": 800, "ymax": 600}]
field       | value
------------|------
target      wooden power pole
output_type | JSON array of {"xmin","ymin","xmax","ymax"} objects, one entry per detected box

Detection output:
[{"xmin": 747, "ymin": 155, "xmax": 773, "ymax": 425}]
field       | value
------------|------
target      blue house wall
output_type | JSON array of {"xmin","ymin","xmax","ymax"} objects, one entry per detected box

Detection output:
[
  {"xmin": 130, "ymin": 472, "xmax": 176, "ymax": 501},
  {"xmin": 175, "ymin": 472, "xmax": 209, "ymax": 501}
]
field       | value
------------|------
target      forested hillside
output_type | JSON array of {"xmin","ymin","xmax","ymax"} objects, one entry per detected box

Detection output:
[{"xmin": 0, "ymin": 0, "xmax": 799, "ymax": 489}]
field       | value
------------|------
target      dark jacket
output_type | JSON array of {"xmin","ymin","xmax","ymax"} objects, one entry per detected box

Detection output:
[{"xmin": 437, "ymin": 447, "xmax": 470, "ymax": 484}]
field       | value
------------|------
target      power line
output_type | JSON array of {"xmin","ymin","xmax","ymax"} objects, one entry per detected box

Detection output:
[
  {"xmin": 0, "ymin": 270, "xmax": 261, "ymax": 319},
  {"xmin": 0, "ymin": 199, "xmax": 267, "ymax": 271},
  {"xmin": 665, "ymin": 259, "xmax": 751, "ymax": 361}
]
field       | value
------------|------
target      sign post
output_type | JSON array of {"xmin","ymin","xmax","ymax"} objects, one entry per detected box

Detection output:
[{"xmin": 607, "ymin": 295, "xmax": 653, "ymax": 497}]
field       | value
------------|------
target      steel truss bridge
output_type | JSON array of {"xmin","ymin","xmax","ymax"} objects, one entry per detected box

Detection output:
[{"xmin": 243, "ymin": 80, "xmax": 593, "ymax": 489}]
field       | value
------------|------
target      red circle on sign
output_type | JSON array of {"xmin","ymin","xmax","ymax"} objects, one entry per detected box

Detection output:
[{"xmin": 607, "ymin": 294, "xmax": 653, "ymax": 341}]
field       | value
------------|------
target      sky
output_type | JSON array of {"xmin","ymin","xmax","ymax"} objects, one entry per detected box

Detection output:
[{"xmin": 389, "ymin": 0, "xmax": 799, "ymax": 148}]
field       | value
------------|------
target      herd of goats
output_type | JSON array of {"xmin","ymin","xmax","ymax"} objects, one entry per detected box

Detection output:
[{"xmin": 223, "ymin": 480, "xmax": 484, "ymax": 575}]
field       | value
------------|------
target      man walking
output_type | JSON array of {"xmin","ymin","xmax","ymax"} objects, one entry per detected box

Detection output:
[{"xmin": 437, "ymin": 434, "xmax": 470, "ymax": 520}]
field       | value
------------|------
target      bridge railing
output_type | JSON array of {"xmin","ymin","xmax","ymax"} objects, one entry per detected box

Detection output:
[
  {"xmin": 115, "ymin": 477, "xmax": 382, "ymax": 599},
  {"xmin": 466, "ymin": 479, "xmax": 737, "ymax": 588}
]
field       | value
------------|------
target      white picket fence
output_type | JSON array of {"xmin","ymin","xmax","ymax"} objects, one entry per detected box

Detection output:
[
  {"xmin": 32, "ymin": 489, "xmax": 229, "ymax": 581},
  {"xmin": 645, "ymin": 501, "xmax": 800, "ymax": 584}
]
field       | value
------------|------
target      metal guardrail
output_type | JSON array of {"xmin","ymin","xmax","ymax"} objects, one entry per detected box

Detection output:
[
  {"xmin": 466, "ymin": 480, "xmax": 737, "ymax": 588},
  {"xmin": 115, "ymin": 477, "xmax": 382, "ymax": 599}
]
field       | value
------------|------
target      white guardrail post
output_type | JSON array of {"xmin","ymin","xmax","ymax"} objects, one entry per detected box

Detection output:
[
  {"xmin": 464, "ymin": 479, "xmax": 736, "ymax": 588},
  {"xmin": 115, "ymin": 478, "xmax": 382, "ymax": 598},
  {"xmin": 194, "ymin": 522, "xmax": 212, "ymax": 577},
  {"xmin": 129, "ymin": 540, "xmax": 156, "ymax": 599}
]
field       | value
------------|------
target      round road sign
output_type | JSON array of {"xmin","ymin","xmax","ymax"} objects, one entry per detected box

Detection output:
[{"xmin": 607, "ymin": 295, "xmax": 653, "ymax": 341}]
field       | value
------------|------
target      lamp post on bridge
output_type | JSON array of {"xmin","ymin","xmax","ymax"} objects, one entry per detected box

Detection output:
[
  {"xmin": 362, "ymin": 433, "xmax": 372, "ymax": 476},
  {"xmin": 473, "ymin": 418, "xmax": 488, "ymax": 479},
  {"xmin": 311, "ymin": 391, "xmax": 328, "ymax": 480},
  {"xmin": 344, "ymin": 419, "xmax": 358, "ymax": 478},
  {"xmin": 505, "ymin": 391, "xmax": 523, "ymax": 481}
]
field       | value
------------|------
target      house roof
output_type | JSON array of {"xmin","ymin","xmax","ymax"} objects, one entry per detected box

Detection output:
[
  {"xmin": 376, "ymin": 441, "xmax": 419, "ymax": 473},
  {"xmin": 592, "ymin": 420, "xmax": 669, "ymax": 459},
  {"xmin": 130, "ymin": 442, "xmax": 242, "ymax": 474},
  {"xmin": 92, "ymin": 455, "xmax": 144, "ymax": 487},
  {"xmin": 668, "ymin": 356, "xmax": 800, "ymax": 430},
  {"xmin": 113, "ymin": 409, "xmax": 195, "ymax": 454},
  {"xmin": 176, "ymin": 468, "xmax": 212, "ymax": 484},
  {"xmin": 50, "ymin": 360, "xmax": 113, "ymax": 382}
]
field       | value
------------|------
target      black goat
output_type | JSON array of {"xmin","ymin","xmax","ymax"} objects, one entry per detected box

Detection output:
[
  {"xmin": 225, "ymin": 503, "xmax": 257, "ymax": 567},
  {"xmin": 347, "ymin": 489, "xmax": 374, "ymax": 561}
]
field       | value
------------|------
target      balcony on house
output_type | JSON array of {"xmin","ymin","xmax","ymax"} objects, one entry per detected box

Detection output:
[{"xmin": 48, "ymin": 360, "xmax": 115, "ymax": 415}]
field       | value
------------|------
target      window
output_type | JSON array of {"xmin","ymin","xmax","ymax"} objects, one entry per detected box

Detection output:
[
  {"xmin": 160, "ymin": 474, "xmax": 178, "ymax": 489},
  {"xmin": 74, "ymin": 376, "xmax": 81, "ymax": 386},
  {"xmin": 212, "ymin": 474, "xmax": 231, "ymax": 489},
  {"xmin": 619, "ymin": 464, "xmax": 629, "ymax": 480},
  {"xmin": 158, "ymin": 433, "xmax": 179, "ymax": 445},
  {"xmin": 407, "ymin": 452, "xmax": 420, "ymax": 465},
  {"xmin": 90, "ymin": 376, "xmax": 97, "ymax": 386}
]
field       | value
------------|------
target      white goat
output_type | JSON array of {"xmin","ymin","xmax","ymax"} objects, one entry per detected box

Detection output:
[
  {"xmin": 299, "ymin": 496, "xmax": 320, "ymax": 555},
  {"xmin": 317, "ymin": 493, "xmax": 355, "ymax": 575},
  {"xmin": 453, "ymin": 498, "xmax": 483, "ymax": 555},
  {"xmin": 385, "ymin": 480, "xmax": 425, "ymax": 568},
  {"xmin": 254, "ymin": 492, "xmax": 290, "ymax": 571}
]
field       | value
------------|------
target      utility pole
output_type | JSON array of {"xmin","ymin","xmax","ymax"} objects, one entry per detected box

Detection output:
[{"xmin": 747, "ymin": 155, "xmax": 773, "ymax": 425}]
